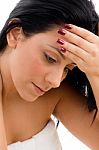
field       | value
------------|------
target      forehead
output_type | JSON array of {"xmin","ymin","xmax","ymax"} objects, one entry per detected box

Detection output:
[
  {"xmin": 45, "ymin": 28, "xmax": 74, "ymax": 63},
  {"xmin": 24, "ymin": 26, "xmax": 61, "ymax": 50},
  {"xmin": 25, "ymin": 27, "xmax": 74, "ymax": 64}
]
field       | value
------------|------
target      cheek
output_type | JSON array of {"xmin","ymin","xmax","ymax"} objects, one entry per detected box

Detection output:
[
  {"xmin": 29, "ymin": 59, "xmax": 45, "ymax": 78},
  {"xmin": 9, "ymin": 50, "xmax": 47, "ymax": 101},
  {"xmin": 9, "ymin": 49, "xmax": 46, "ymax": 83}
]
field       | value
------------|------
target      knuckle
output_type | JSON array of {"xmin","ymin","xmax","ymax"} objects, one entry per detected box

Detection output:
[
  {"xmin": 76, "ymin": 39, "xmax": 82, "ymax": 46},
  {"xmin": 66, "ymin": 31, "xmax": 71, "ymax": 40},
  {"xmin": 83, "ymin": 33, "xmax": 89, "ymax": 39},
  {"xmin": 91, "ymin": 48, "xmax": 97, "ymax": 57},
  {"xmin": 65, "ymin": 42, "xmax": 69, "ymax": 50},
  {"xmin": 72, "ymin": 55, "xmax": 77, "ymax": 62},
  {"xmin": 77, "ymin": 58, "xmax": 83, "ymax": 64},
  {"xmin": 73, "ymin": 26, "xmax": 78, "ymax": 33},
  {"xmin": 74, "ymin": 48, "xmax": 78, "ymax": 54}
]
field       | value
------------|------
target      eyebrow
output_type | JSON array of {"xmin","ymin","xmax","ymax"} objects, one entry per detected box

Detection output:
[{"xmin": 47, "ymin": 44, "xmax": 65, "ymax": 60}]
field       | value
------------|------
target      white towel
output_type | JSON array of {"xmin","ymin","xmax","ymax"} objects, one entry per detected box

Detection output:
[{"xmin": 8, "ymin": 119, "xmax": 62, "ymax": 150}]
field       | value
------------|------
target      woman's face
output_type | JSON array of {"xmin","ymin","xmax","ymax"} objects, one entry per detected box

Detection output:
[{"xmin": 8, "ymin": 27, "xmax": 75, "ymax": 102}]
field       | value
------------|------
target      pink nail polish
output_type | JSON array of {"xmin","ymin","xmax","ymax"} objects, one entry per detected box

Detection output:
[
  {"xmin": 57, "ymin": 39, "xmax": 64, "ymax": 45},
  {"xmin": 64, "ymin": 24, "xmax": 72, "ymax": 29},
  {"xmin": 60, "ymin": 47, "xmax": 66, "ymax": 53},
  {"xmin": 58, "ymin": 28, "xmax": 66, "ymax": 35}
]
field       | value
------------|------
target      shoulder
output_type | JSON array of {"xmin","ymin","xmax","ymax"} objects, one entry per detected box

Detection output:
[
  {"xmin": 53, "ymin": 80, "xmax": 88, "ymax": 118},
  {"xmin": 52, "ymin": 80, "xmax": 99, "ymax": 149}
]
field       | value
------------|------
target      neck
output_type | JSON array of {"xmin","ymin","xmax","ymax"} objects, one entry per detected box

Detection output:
[{"xmin": 0, "ymin": 49, "xmax": 20, "ymax": 102}]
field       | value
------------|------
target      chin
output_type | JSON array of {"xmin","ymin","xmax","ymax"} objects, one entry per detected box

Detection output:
[
  {"xmin": 21, "ymin": 93, "xmax": 39, "ymax": 102},
  {"xmin": 16, "ymin": 87, "xmax": 39, "ymax": 102}
]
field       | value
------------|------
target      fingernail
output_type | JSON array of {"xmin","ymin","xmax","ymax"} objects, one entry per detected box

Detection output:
[
  {"xmin": 64, "ymin": 24, "xmax": 72, "ymax": 29},
  {"xmin": 60, "ymin": 47, "xmax": 66, "ymax": 53},
  {"xmin": 57, "ymin": 39, "xmax": 65, "ymax": 45},
  {"xmin": 58, "ymin": 28, "xmax": 66, "ymax": 35}
]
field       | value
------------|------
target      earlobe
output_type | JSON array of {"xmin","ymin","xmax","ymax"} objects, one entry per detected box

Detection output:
[{"xmin": 6, "ymin": 27, "xmax": 22, "ymax": 49}]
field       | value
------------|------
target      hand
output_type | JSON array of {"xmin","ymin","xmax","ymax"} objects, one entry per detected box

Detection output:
[{"xmin": 57, "ymin": 24, "xmax": 99, "ymax": 78}]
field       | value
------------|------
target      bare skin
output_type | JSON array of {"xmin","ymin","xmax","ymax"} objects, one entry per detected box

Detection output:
[
  {"xmin": 3, "ymin": 79, "xmax": 99, "ymax": 149},
  {"xmin": 0, "ymin": 26, "xmax": 74, "ymax": 146},
  {"xmin": 54, "ymin": 24, "xmax": 99, "ymax": 150},
  {"xmin": 1, "ymin": 24, "xmax": 99, "ymax": 150},
  {"xmin": 3, "ymin": 87, "xmax": 60, "ymax": 145}
]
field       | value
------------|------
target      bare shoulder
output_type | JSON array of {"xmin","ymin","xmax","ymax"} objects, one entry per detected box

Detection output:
[
  {"xmin": 53, "ymin": 80, "xmax": 99, "ymax": 150},
  {"xmin": 53, "ymin": 80, "xmax": 88, "ymax": 116}
]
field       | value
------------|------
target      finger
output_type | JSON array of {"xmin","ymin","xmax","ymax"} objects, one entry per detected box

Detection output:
[
  {"xmin": 66, "ymin": 50, "xmax": 84, "ymax": 65},
  {"xmin": 63, "ymin": 41, "xmax": 90, "ymax": 63},
  {"xmin": 65, "ymin": 50, "xmax": 88, "ymax": 72},
  {"xmin": 58, "ymin": 28, "xmax": 95, "ymax": 54},
  {"xmin": 64, "ymin": 24, "xmax": 99, "ymax": 43},
  {"xmin": 64, "ymin": 29, "xmax": 95, "ymax": 53}
]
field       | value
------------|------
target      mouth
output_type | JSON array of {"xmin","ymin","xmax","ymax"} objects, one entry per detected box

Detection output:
[{"xmin": 32, "ymin": 82, "xmax": 45, "ymax": 96}]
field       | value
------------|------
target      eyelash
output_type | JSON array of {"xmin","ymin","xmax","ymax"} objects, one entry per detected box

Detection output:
[
  {"xmin": 44, "ymin": 53, "xmax": 70, "ymax": 74},
  {"xmin": 44, "ymin": 53, "xmax": 57, "ymax": 63}
]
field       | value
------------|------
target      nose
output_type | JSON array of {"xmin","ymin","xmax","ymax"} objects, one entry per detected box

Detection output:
[{"xmin": 45, "ymin": 70, "xmax": 63, "ymax": 88}]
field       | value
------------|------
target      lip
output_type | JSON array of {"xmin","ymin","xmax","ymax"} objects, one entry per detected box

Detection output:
[{"xmin": 32, "ymin": 82, "xmax": 45, "ymax": 96}]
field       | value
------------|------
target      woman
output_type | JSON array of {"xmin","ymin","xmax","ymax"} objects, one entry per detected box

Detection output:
[{"xmin": 0, "ymin": 0, "xmax": 99, "ymax": 149}]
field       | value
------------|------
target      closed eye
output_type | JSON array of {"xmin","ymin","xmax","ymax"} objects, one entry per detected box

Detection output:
[{"xmin": 44, "ymin": 53, "xmax": 57, "ymax": 63}]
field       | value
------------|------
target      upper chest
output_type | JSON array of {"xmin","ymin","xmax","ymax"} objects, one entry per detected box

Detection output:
[{"xmin": 3, "ymin": 88, "xmax": 60, "ymax": 145}]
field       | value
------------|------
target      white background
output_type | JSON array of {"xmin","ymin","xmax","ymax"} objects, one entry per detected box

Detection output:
[{"xmin": 0, "ymin": 0, "xmax": 99, "ymax": 150}]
